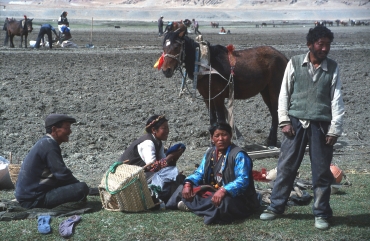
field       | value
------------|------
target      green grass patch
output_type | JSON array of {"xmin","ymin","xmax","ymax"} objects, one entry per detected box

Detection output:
[{"xmin": 1, "ymin": 171, "xmax": 369, "ymax": 240}]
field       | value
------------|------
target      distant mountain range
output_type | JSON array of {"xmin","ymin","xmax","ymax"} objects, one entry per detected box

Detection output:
[
  {"xmin": 2, "ymin": 0, "xmax": 369, "ymax": 21},
  {"xmin": 3, "ymin": 0, "xmax": 370, "ymax": 9}
]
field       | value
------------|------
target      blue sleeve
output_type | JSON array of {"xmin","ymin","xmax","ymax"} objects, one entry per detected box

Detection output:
[
  {"xmin": 184, "ymin": 151, "xmax": 208, "ymax": 186},
  {"xmin": 223, "ymin": 152, "xmax": 252, "ymax": 197}
]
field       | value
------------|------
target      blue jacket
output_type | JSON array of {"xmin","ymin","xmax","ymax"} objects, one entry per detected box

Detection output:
[{"xmin": 41, "ymin": 24, "xmax": 55, "ymax": 31}]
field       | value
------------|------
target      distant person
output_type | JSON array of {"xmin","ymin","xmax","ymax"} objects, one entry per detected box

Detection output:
[
  {"xmin": 34, "ymin": 24, "xmax": 59, "ymax": 49},
  {"xmin": 192, "ymin": 19, "xmax": 201, "ymax": 35},
  {"xmin": 260, "ymin": 26, "xmax": 344, "ymax": 230},
  {"xmin": 15, "ymin": 114, "xmax": 89, "ymax": 209},
  {"xmin": 3, "ymin": 17, "xmax": 9, "ymax": 46},
  {"xmin": 158, "ymin": 15, "xmax": 164, "ymax": 36},
  {"xmin": 58, "ymin": 11, "xmax": 70, "ymax": 39},
  {"xmin": 220, "ymin": 27, "xmax": 226, "ymax": 33}
]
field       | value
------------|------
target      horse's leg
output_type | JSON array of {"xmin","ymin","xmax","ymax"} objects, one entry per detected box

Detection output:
[
  {"xmin": 20, "ymin": 35, "xmax": 23, "ymax": 48},
  {"xmin": 24, "ymin": 34, "xmax": 27, "ymax": 48},
  {"xmin": 223, "ymin": 105, "xmax": 243, "ymax": 139},
  {"xmin": 205, "ymin": 100, "xmax": 218, "ymax": 126},
  {"xmin": 213, "ymin": 97, "xmax": 227, "ymax": 124},
  {"xmin": 260, "ymin": 87, "xmax": 278, "ymax": 147},
  {"xmin": 9, "ymin": 35, "xmax": 14, "ymax": 48}
]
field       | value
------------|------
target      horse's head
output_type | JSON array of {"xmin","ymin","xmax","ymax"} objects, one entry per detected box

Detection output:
[
  {"xmin": 161, "ymin": 24, "xmax": 187, "ymax": 78},
  {"xmin": 26, "ymin": 18, "xmax": 33, "ymax": 32}
]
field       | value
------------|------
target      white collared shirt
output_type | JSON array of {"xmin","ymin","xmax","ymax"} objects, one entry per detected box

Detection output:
[
  {"xmin": 137, "ymin": 134, "xmax": 166, "ymax": 164},
  {"xmin": 278, "ymin": 52, "xmax": 345, "ymax": 136}
]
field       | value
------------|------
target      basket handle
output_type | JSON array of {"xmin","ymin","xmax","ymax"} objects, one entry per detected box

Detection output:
[
  {"xmin": 104, "ymin": 162, "xmax": 150, "ymax": 209},
  {"xmin": 105, "ymin": 162, "xmax": 139, "ymax": 195}
]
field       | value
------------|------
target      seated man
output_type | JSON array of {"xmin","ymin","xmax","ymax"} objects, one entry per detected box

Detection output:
[{"xmin": 15, "ymin": 114, "xmax": 89, "ymax": 209}]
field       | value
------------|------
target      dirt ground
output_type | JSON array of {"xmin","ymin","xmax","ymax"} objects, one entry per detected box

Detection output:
[{"xmin": 1, "ymin": 23, "xmax": 369, "ymax": 187}]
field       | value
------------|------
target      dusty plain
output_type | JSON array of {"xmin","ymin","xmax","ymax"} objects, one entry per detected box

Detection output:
[{"xmin": 1, "ymin": 21, "xmax": 369, "ymax": 187}]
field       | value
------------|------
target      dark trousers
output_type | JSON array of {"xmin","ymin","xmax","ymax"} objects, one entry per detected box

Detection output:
[
  {"xmin": 195, "ymin": 27, "xmax": 201, "ymax": 35},
  {"xmin": 158, "ymin": 26, "xmax": 163, "ymax": 36},
  {"xmin": 268, "ymin": 116, "xmax": 334, "ymax": 218},
  {"xmin": 20, "ymin": 182, "xmax": 89, "ymax": 209},
  {"xmin": 35, "ymin": 27, "xmax": 53, "ymax": 49}
]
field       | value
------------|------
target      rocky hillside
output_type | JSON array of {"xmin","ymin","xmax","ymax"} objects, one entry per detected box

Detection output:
[
  {"xmin": 4, "ymin": 0, "xmax": 370, "ymax": 9},
  {"xmin": 2, "ymin": 0, "xmax": 369, "ymax": 21}
]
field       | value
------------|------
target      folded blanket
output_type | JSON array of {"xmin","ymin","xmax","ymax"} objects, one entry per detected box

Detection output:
[{"xmin": 0, "ymin": 200, "xmax": 92, "ymax": 221}]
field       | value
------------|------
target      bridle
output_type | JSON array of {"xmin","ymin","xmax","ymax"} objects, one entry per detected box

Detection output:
[{"xmin": 163, "ymin": 39, "xmax": 185, "ymax": 69}]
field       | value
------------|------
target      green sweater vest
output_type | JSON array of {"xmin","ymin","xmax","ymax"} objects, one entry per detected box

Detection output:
[{"xmin": 288, "ymin": 54, "xmax": 337, "ymax": 122}]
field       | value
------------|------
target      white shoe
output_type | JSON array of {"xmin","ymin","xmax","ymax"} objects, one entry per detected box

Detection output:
[
  {"xmin": 315, "ymin": 217, "xmax": 329, "ymax": 230},
  {"xmin": 177, "ymin": 201, "xmax": 190, "ymax": 212}
]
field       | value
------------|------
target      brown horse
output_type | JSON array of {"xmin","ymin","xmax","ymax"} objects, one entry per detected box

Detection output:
[
  {"xmin": 161, "ymin": 25, "xmax": 288, "ymax": 146},
  {"xmin": 211, "ymin": 22, "xmax": 219, "ymax": 28},
  {"xmin": 7, "ymin": 17, "xmax": 33, "ymax": 48}
]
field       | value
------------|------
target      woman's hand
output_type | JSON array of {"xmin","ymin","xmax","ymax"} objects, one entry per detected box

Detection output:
[
  {"xmin": 211, "ymin": 188, "xmax": 227, "ymax": 207},
  {"xmin": 182, "ymin": 182, "xmax": 194, "ymax": 201},
  {"xmin": 166, "ymin": 148, "xmax": 184, "ymax": 164}
]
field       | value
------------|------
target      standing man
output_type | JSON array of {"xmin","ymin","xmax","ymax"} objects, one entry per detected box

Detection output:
[
  {"xmin": 34, "ymin": 24, "xmax": 59, "ymax": 49},
  {"xmin": 192, "ymin": 19, "xmax": 201, "ymax": 35},
  {"xmin": 15, "ymin": 114, "xmax": 89, "ymax": 209},
  {"xmin": 260, "ymin": 26, "xmax": 344, "ymax": 230},
  {"xmin": 158, "ymin": 15, "xmax": 164, "ymax": 37},
  {"xmin": 3, "ymin": 17, "xmax": 9, "ymax": 46}
]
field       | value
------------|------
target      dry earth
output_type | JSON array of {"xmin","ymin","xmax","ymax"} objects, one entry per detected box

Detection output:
[{"xmin": 1, "ymin": 22, "xmax": 369, "ymax": 188}]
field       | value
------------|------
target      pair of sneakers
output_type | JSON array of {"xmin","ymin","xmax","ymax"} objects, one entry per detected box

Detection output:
[{"xmin": 260, "ymin": 210, "xmax": 329, "ymax": 230}]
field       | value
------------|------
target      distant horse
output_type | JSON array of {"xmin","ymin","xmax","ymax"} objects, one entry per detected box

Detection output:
[
  {"xmin": 161, "ymin": 25, "xmax": 288, "ymax": 146},
  {"xmin": 261, "ymin": 22, "xmax": 267, "ymax": 27},
  {"xmin": 7, "ymin": 17, "xmax": 33, "ymax": 48},
  {"xmin": 211, "ymin": 22, "xmax": 219, "ymax": 28}
]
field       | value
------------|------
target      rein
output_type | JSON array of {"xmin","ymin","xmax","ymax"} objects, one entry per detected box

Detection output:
[{"xmin": 174, "ymin": 39, "xmax": 234, "ymax": 101}]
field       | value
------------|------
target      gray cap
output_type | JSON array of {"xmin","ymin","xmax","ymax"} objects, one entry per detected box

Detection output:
[{"xmin": 45, "ymin": 114, "xmax": 76, "ymax": 128}]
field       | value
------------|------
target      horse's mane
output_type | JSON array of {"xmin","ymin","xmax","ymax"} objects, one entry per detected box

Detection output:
[{"xmin": 8, "ymin": 18, "xmax": 17, "ymax": 23}]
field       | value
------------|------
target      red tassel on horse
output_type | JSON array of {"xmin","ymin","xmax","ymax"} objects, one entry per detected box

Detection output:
[
  {"xmin": 153, "ymin": 53, "xmax": 165, "ymax": 70},
  {"xmin": 226, "ymin": 44, "xmax": 235, "ymax": 53}
]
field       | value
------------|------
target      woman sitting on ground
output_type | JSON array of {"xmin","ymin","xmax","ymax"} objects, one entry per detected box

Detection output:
[
  {"xmin": 179, "ymin": 122, "xmax": 259, "ymax": 224},
  {"xmin": 118, "ymin": 115, "xmax": 185, "ymax": 202},
  {"xmin": 220, "ymin": 27, "xmax": 226, "ymax": 33}
]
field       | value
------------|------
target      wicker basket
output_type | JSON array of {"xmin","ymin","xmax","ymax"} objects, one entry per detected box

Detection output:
[
  {"xmin": 8, "ymin": 164, "xmax": 21, "ymax": 187},
  {"xmin": 99, "ymin": 163, "xmax": 155, "ymax": 212}
]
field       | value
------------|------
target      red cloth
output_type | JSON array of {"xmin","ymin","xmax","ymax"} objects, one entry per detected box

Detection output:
[{"xmin": 252, "ymin": 169, "xmax": 269, "ymax": 182}]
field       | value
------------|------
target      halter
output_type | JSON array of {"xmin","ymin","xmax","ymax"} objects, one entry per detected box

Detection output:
[
  {"xmin": 163, "ymin": 38, "xmax": 185, "ymax": 67},
  {"xmin": 164, "ymin": 34, "xmax": 233, "ymax": 101}
]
